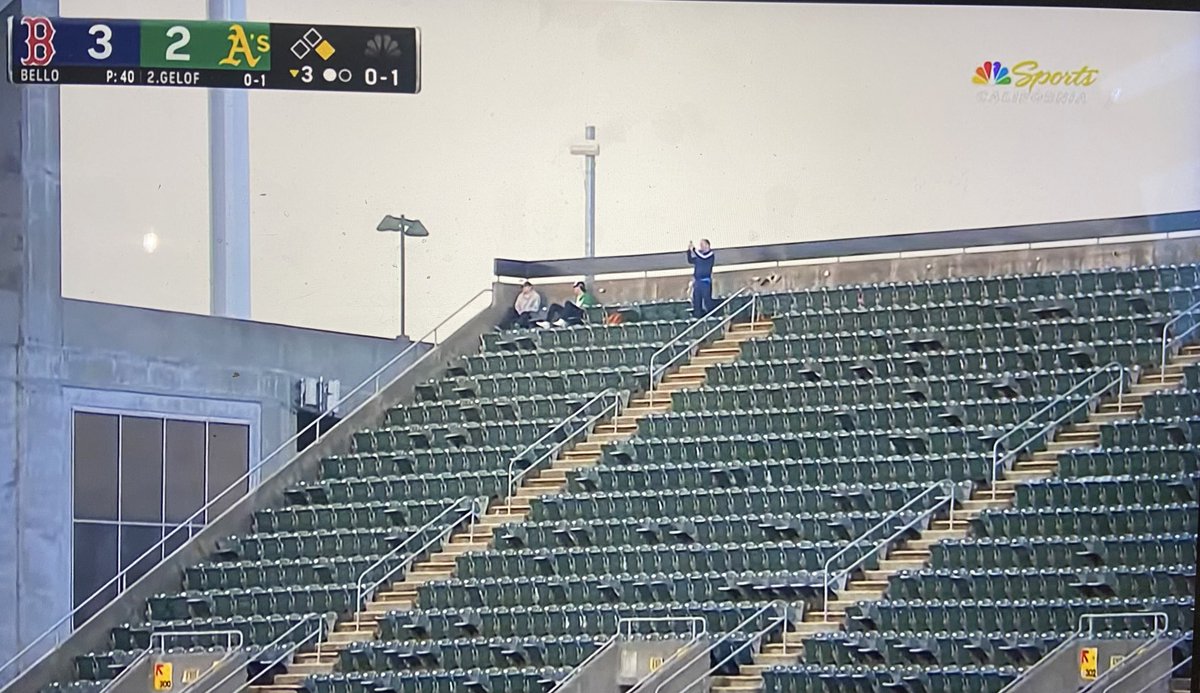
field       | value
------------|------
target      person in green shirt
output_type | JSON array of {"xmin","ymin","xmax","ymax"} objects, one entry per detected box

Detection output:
[{"xmin": 542, "ymin": 281, "xmax": 598, "ymax": 327}]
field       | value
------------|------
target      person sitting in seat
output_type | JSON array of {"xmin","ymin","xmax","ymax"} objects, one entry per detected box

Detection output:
[
  {"xmin": 542, "ymin": 281, "xmax": 598, "ymax": 327},
  {"xmin": 506, "ymin": 281, "xmax": 543, "ymax": 328}
]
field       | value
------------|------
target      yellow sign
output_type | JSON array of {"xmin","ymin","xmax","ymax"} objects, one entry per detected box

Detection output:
[
  {"xmin": 181, "ymin": 667, "xmax": 201, "ymax": 684},
  {"xmin": 648, "ymin": 656, "xmax": 664, "ymax": 672},
  {"xmin": 1080, "ymin": 647, "xmax": 1098, "ymax": 680},
  {"xmin": 152, "ymin": 662, "xmax": 173, "ymax": 690}
]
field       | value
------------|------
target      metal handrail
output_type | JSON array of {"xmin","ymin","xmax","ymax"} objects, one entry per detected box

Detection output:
[
  {"xmin": 989, "ymin": 362, "xmax": 1127, "ymax": 499},
  {"xmin": 1130, "ymin": 654, "xmax": 1192, "ymax": 693},
  {"xmin": 506, "ymin": 389, "xmax": 624, "ymax": 497},
  {"xmin": 677, "ymin": 605, "xmax": 794, "ymax": 693},
  {"xmin": 547, "ymin": 616, "xmax": 708, "ymax": 693},
  {"xmin": 1089, "ymin": 631, "xmax": 1190, "ymax": 693},
  {"xmin": 204, "ymin": 614, "xmax": 328, "ymax": 693},
  {"xmin": 99, "ymin": 630, "xmax": 244, "ymax": 693},
  {"xmin": 353, "ymin": 496, "xmax": 478, "ymax": 628},
  {"xmin": 1160, "ymin": 297, "xmax": 1200, "ymax": 380},
  {"xmin": 997, "ymin": 611, "xmax": 1170, "ymax": 693},
  {"xmin": 653, "ymin": 601, "xmax": 789, "ymax": 693},
  {"xmin": 0, "ymin": 288, "xmax": 494, "ymax": 685},
  {"xmin": 648, "ymin": 288, "xmax": 756, "ymax": 390},
  {"xmin": 820, "ymin": 480, "xmax": 956, "ymax": 621}
]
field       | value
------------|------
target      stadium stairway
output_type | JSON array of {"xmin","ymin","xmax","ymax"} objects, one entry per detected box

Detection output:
[
  {"xmin": 708, "ymin": 346, "xmax": 1199, "ymax": 693},
  {"xmin": 261, "ymin": 319, "xmax": 776, "ymax": 691}
]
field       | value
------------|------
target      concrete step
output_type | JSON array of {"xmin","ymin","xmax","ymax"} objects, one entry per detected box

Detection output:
[
  {"xmin": 802, "ymin": 612, "xmax": 846, "ymax": 624},
  {"xmin": 324, "ymin": 630, "xmax": 373, "ymax": 645},
  {"xmin": 958, "ymin": 498, "xmax": 1010, "ymax": 512},
  {"xmin": 878, "ymin": 558, "xmax": 928, "ymax": 572},
  {"xmin": 270, "ymin": 673, "xmax": 311, "ymax": 687},
  {"xmin": 250, "ymin": 687, "xmax": 304, "ymax": 693},
  {"xmin": 292, "ymin": 652, "xmax": 338, "ymax": 665},
  {"xmin": 887, "ymin": 549, "xmax": 930, "ymax": 561},
  {"xmin": 1088, "ymin": 411, "xmax": 1138, "ymax": 422},
  {"xmin": 836, "ymin": 587, "xmax": 885, "ymax": 602},
  {"xmin": 1014, "ymin": 460, "xmax": 1061, "ymax": 472},
  {"xmin": 712, "ymin": 676, "xmax": 763, "ymax": 692},
  {"xmin": 1003, "ymin": 469, "xmax": 1054, "ymax": 482}
]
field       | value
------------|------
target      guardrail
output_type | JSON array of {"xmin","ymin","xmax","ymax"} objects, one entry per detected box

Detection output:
[
  {"xmin": 353, "ymin": 496, "xmax": 481, "ymax": 629},
  {"xmin": 648, "ymin": 288, "xmax": 757, "ymax": 391},
  {"xmin": 1085, "ymin": 630, "xmax": 1190, "ymax": 693},
  {"xmin": 819, "ymin": 480, "xmax": 957, "ymax": 622},
  {"xmin": 99, "ymin": 630, "xmax": 244, "ymax": 693},
  {"xmin": 546, "ymin": 616, "xmax": 707, "ymax": 693},
  {"xmin": 1160, "ymin": 297, "xmax": 1200, "ymax": 380},
  {"xmin": 989, "ymin": 362, "xmax": 1127, "ymax": 499},
  {"xmin": 506, "ymin": 389, "xmax": 625, "ymax": 498},
  {"xmin": 653, "ymin": 601, "xmax": 790, "ymax": 693},
  {"xmin": 201, "ymin": 614, "xmax": 330, "ymax": 693},
  {"xmin": 997, "ymin": 612, "xmax": 1170, "ymax": 693},
  {"xmin": 0, "ymin": 288, "xmax": 494, "ymax": 686},
  {"xmin": 1130, "ymin": 652, "xmax": 1192, "ymax": 693}
]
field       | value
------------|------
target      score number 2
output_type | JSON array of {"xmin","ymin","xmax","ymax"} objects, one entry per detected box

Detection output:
[{"xmin": 165, "ymin": 26, "xmax": 191, "ymax": 61}]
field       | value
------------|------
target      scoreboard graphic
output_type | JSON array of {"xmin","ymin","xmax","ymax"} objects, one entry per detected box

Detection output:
[{"xmin": 6, "ymin": 16, "xmax": 420, "ymax": 93}]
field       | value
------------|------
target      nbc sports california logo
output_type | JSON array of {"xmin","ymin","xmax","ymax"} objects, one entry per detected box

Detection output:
[{"xmin": 973, "ymin": 59, "xmax": 1100, "ymax": 105}]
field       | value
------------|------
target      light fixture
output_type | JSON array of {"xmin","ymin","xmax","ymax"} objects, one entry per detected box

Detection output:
[
  {"xmin": 375, "ymin": 214, "xmax": 431, "ymax": 338},
  {"xmin": 142, "ymin": 232, "xmax": 160, "ymax": 253},
  {"xmin": 376, "ymin": 214, "xmax": 429, "ymax": 237}
]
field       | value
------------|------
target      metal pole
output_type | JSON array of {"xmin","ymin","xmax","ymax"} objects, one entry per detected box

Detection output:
[
  {"xmin": 399, "ymin": 232, "xmax": 406, "ymax": 337},
  {"xmin": 584, "ymin": 125, "xmax": 596, "ymax": 285},
  {"xmin": 208, "ymin": 0, "xmax": 251, "ymax": 319}
]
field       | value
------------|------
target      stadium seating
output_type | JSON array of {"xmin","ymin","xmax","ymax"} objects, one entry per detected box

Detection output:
[{"xmin": 38, "ymin": 265, "xmax": 1198, "ymax": 693}]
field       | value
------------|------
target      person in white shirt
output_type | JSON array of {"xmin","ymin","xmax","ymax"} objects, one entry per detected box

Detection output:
[{"xmin": 507, "ymin": 281, "xmax": 543, "ymax": 328}]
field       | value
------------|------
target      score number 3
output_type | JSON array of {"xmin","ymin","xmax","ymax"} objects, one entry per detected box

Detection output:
[{"xmin": 87, "ymin": 24, "xmax": 112, "ymax": 59}]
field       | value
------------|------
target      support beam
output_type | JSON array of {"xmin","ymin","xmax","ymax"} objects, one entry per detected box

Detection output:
[{"xmin": 208, "ymin": 0, "xmax": 251, "ymax": 319}]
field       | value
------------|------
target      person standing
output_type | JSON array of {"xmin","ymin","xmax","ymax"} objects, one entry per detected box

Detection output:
[{"xmin": 687, "ymin": 239, "xmax": 716, "ymax": 318}]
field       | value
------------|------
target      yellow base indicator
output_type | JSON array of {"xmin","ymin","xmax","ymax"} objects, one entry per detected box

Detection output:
[{"xmin": 1079, "ymin": 647, "xmax": 1098, "ymax": 680}]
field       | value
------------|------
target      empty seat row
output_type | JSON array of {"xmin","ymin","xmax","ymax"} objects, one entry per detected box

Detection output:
[
  {"xmin": 886, "ymin": 564, "xmax": 1194, "ymax": 602},
  {"xmin": 929, "ymin": 533, "xmax": 1196, "ymax": 570},
  {"xmin": 378, "ymin": 600, "xmax": 794, "ymax": 640},
  {"xmin": 845, "ymin": 596, "xmax": 1193, "ymax": 635},
  {"xmin": 570, "ymin": 457, "xmax": 990, "ymax": 493},
  {"xmin": 969, "ymin": 502, "xmax": 1197, "ymax": 538},
  {"xmin": 494, "ymin": 510, "xmax": 924, "ymax": 550},
  {"xmin": 674, "ymin": 367, "xmax": 1106, "ymax": 411},
  {"xmin": 455, "ymin": 539, "xmax": 883, "ymax": 579},
  {"xmin": 418, "ymin": 570, "xmax": 839, "ymax": 611},
  {"xmin": 529, "ymin": 481, "xmax": 968, "ymax": 523}
]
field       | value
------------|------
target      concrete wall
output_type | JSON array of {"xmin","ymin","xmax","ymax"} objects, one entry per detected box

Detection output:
[
  {"xmin": 526, "ymin": 236, "xmax": 1200, "ymax": 309},
  {"xmin": 0, "ymin": 291, "xmax": 508, "ymax": 693},
  {"xmin": 0, "ymin": 295, "xmax": 421, "ymax": 670},
  {"xmin": 52, "ymin": 1, "xmax": 1200, "ymax": 338}
]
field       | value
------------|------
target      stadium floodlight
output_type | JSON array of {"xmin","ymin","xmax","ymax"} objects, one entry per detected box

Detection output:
[
  {"xmin": 376, "ymin": 214, "xmax": 430, "ymax": 237},
  {"xmin": 376, "ymin": 214, "xmax": 430, "ymax": 337}
]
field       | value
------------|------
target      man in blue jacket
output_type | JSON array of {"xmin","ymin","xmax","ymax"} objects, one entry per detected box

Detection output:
[{"xmin": 687, "ymin": 238, "xmax": 716, "ymax": 318}]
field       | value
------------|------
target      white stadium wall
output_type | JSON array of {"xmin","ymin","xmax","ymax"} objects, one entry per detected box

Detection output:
[{"xmin": 57, "ymin": 0, "xmax": 1200, "ymax": 338}]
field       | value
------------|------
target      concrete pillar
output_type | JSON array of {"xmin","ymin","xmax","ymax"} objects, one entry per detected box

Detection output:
[
  {"xmin": 208, "ymin": 0, "xmax": 251, "ymax": 319},
  {"xmin": 0, "ymin": 0, "xmax": 67, "ymax": 669}
]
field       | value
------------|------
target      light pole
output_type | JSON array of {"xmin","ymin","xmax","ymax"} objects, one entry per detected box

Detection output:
[
  {"xmin": 570, "ymin": 125, "xmax": 599, "ymax": 285},
  {"xmin": 376, "ymin": 214, "xmax": 430, "ymax": 337}
]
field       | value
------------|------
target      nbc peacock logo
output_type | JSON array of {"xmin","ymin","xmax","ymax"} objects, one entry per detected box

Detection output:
[{"xmin": 973, "ymin": 60, "xmax": 1011, "ymax": 86}]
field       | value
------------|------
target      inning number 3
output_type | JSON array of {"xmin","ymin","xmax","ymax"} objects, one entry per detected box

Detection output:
[
  {"xmin": 165, "ymin": 25, "xmax": 191, "ymax": 61},
  {"xmin": 88, "ymin": 24, "xmax": 112, "ymax": 60}
]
